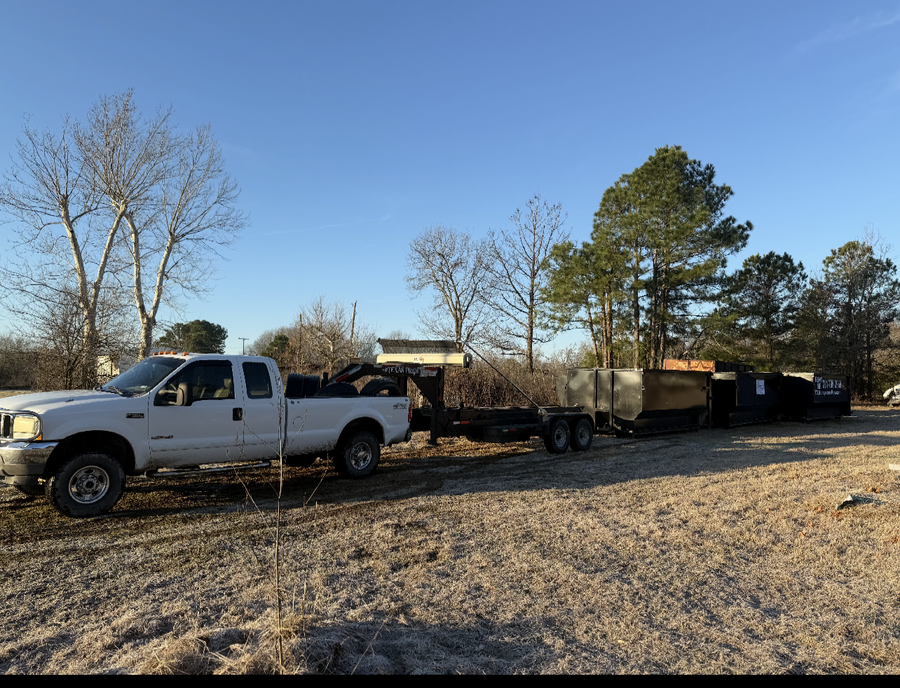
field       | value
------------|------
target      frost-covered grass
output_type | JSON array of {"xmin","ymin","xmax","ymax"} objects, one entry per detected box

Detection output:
[{"xmin": 2, "ymin": 409, "xmax": 899, "ymax": 674}]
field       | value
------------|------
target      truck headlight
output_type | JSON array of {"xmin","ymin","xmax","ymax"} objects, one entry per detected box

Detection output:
[{"xmin": 12, "ymin": 414, "xmax": 41, "ymax": 441}]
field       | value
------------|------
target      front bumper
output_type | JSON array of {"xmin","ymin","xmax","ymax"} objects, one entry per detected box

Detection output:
[{"xmin": 0, "ymin": 441, "xmax": 59, "ymax": 488}]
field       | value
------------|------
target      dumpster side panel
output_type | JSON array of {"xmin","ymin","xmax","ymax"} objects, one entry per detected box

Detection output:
[
  {"xmin": 611, "ymin": 369, "xmax": 708, "ymax": 433},
  {"xmin": 641, "ymin": 371, "xmax": 708, "ymax": 413},
  {"xmin": 781, "ymin": 373, "xmax": 851, "ymax": 420},
  {"xmin": 612, "ymin": 370, "xmax": 644, "ymax": 421},
  {"xmin": 565, "ymin": 369, "xmax": 598, "ymax": 413},
  {"xmin": 712, "ymin": 372, "xmax": 781, "ymax": 428}
]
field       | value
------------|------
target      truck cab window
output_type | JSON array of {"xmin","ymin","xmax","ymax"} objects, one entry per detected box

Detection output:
[
  {"xmin": 156, "ymin": 362, "xmax": 235, "ymax": 405},
  {"xmin": 243, "ymin": 362, "xmax": 273, "ymax": 399}
]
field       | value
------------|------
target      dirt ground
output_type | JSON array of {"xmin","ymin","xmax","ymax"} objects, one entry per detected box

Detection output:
[{"xmin": 1, "ymin": 408, "xmax": 899, "ymax": 674}]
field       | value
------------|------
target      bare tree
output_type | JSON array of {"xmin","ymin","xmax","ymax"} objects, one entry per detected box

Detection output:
[
  {"xmin": 0, "ymin": 116, "xmax": 124, "ymax": 386},
  {"xmin": 0, "ymin": 333, "xmax": 35, "ymax": 388},
  {"xmin": 251, "ymin": 299, "xmax": 377, "ymax": 376},
  {"xmin": 3, "ymin": 281, "xmax": 137, "ymax": 390},
  {"xmin": 406, "ymin": 226, "xmax": 494, "ymax": 352},
  {"xmin": 302, "ymin": 298, "xmax": 348, "ymax": 374},
  {"xmin": 297, "ymin": 297, "xmax": 377, "ymax": 374},
  {"xmin": 76, "ymin": 91, "xmax": 246, "ymax": 357},
  {"xmin": 486, "ymin": 195, "xmax": 569, "ymax": 372},
  {"xmin": 1, "ymin": 90, "xmax": 246, "ymax": 373}
]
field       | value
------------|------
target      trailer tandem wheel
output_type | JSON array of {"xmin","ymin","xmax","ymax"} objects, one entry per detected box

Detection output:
[{"xmin": 543, "ymin": 417, "xmax": 571, "ymax": 454}]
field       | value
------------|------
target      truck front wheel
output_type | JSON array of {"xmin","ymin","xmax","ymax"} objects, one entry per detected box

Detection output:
[
  {"xmin": 334, "ymin": 431, "xmax": 380, "ymax": 478},
  {"xmin": 45, "ymin": 453, "xmax": 125, "ymax": 517}
]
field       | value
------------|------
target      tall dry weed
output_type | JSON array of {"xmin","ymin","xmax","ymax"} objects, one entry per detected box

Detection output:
[{"xmin": 444, "ymin": 357, "xmax": 563, "ymax": 407}]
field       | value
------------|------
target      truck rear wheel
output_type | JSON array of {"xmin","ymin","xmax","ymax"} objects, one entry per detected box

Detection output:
[
  {"xmin": 334, "ymin": 431, "xmax": 380, "ymax": 478},
  {"xmin": 45, "ymin": 453, "xmax": 125, "ymax": 518},
  {"xmin": 543, "ymin": 418, "xmax": 571, "ymax": 454}
]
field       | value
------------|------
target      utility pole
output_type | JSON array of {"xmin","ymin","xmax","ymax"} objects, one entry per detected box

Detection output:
[
  {"xmin": 239, "ymin": 337, "xmax": 249, "ymax": 355},
  {"xmin": 349, "ymin": 301, "xmax": 357, "ymax": 357}
]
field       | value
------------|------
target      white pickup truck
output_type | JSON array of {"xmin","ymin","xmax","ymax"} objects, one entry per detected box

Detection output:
[{"xmin": 0, "ymin": 353, "xmax": 411, "ymax": 517}]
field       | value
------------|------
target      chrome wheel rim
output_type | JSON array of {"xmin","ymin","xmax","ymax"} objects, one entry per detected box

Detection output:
[
  {"xmin": 68, "ymin": 466, "xmax": 110, "ymax": 504},
  {"xmin": 349, "ymin": 442, "xmax": 372, "ymax": 470}
]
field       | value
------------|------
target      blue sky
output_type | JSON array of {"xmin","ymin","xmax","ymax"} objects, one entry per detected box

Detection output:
[{"xmin": 1, "ymin": 0, "xmax": 898, "ymax": 355}]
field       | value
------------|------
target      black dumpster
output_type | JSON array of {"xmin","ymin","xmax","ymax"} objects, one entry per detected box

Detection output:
[
  {"xmin": 780, "ymin": 373, "xmax": 852, "ymax": 421},
  {"xmin": 565, "ymin": 368, "xmax": 710, "ymax": 436},
  {"xmin": 710, "ymin": 372, "xmax": 781, "ymax": 428}
]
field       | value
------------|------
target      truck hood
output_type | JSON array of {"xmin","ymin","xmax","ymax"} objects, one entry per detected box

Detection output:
[{"xmin": 0, "ymin": 390, "xmax": 141, "ymax": 415}]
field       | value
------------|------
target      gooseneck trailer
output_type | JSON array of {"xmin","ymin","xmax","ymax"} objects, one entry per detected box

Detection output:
[
  {"xmin": 327, "ymin": 340, "xmax": 596, "ymax": 453},
  {"xmin": 329, "ymin": 343, "xmax": 852, "ymax": 451}
]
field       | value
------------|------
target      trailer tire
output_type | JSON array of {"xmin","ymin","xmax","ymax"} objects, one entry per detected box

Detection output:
[
  {"xmin": 45, "ymin": 453, "xmax": 125, "ymax": 517},
  {"xmin": 359, "ymin": 378, "xmax": 402, "ymax": 397},
  {"xmin": 285, "ymin": 373, "xmax": 305, "ymax": 398},
  {"xmin": 570, "ymin": 418, "xmax": 593, "ymax": 452},
  {"xmin": 314, "ymin": 382, "xmax": 359, "ymax": 398},
  {"xmin": 286, "ymin": 374, "xmax": 321, "ymax": 398},
  {"xmin": 543, "ymin": 418, "xmax": 571, "ymax": 454},
  {"xmin": 333, "ymin": 431, "xmax": 380, "ymax": 478}
]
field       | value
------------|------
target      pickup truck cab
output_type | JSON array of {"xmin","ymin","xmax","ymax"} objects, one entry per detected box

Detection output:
[{"xmin": 0, "ymin": 353, "xmax": 411, "ymax": 517}]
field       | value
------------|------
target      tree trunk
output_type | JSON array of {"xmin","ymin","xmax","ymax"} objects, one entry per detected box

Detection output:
[
  {"xmin": 63, "ymin": 203, "xmax": 125, "ymax": 387},
  {"xmin": 585, "ymin": 303, "xmax": 601, "ymax": 368}
]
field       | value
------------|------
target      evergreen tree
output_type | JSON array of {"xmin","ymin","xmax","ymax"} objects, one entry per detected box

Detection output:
[
  {"xmin": 543, "ymin": 238, "xmax": 625, "ymax": 367},
  {"xmin": 157, "ymin": 320, "xmax": 228, "ymax": 354},
  {"xmin": 810, "ymin": 240, "xmax": 900, "ymax": 398},
  {"xmin": 723, "ymin": 252, "xmax": 807, "ymax": 370},
  {"xmin": 548, "ymin": 146, "xmax": 751, "ymax": 369}
]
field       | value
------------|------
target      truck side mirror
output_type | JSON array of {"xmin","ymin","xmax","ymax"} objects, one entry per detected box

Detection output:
[{"xmin": 176, "ymin": 382, "xmax": 194, "ymax": 407}]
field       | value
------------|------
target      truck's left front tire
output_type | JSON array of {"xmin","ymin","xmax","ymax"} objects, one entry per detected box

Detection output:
[
  {"xmin": 333, "ymin": 431, "xmax": 380, "ymax": 478},
  {"xmin": 45, "ymin": 453, "xmax": 125, "ymax": 518}
]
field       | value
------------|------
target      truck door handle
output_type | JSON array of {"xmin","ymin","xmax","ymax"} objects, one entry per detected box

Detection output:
[{"xmin": 233, "ymin": 408, "xmax": 243, "ymax": 421}]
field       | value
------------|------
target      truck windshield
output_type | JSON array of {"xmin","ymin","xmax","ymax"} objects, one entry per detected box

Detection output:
[{"xmin": 100, "ymin": 357, "xmax": 185, "ymax": 397}]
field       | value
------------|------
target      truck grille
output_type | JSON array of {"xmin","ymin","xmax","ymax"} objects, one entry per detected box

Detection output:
[{"xmin": 0, "ymin": 413, "xmax": 11, "ymax": 439}]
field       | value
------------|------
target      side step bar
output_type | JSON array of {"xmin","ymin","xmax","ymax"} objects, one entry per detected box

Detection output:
[{"xmin": 143, "ymin": 461, "xmax": 273, "ymax": 478}]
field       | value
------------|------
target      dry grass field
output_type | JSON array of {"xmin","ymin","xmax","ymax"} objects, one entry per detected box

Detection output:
[{"xmin": 1, "ymin": 407, "xmax": 899, "ymax": 674}]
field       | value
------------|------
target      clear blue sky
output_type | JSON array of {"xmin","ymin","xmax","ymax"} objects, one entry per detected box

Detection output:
[{"xmin": 1, "ymin": 0, "xmax": 898, "ymax": 355}]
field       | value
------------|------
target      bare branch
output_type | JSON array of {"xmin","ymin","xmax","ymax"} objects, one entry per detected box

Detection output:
[
  {"xmin": 406, "ymin": 226, "xmax": 495, "ymax": 351},
  {"xmin": 484, "ymin": 195, "xmax": 569, "ymax": 371}
]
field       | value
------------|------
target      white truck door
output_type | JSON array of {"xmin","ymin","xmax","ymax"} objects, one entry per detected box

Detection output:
[
  {"xmin": 148, "ymin": 360, "xmax": 245, "ymax": 465},
  {"xmin": 239, "ymin": 360, "xmax": 284, "ymax": 460}
]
